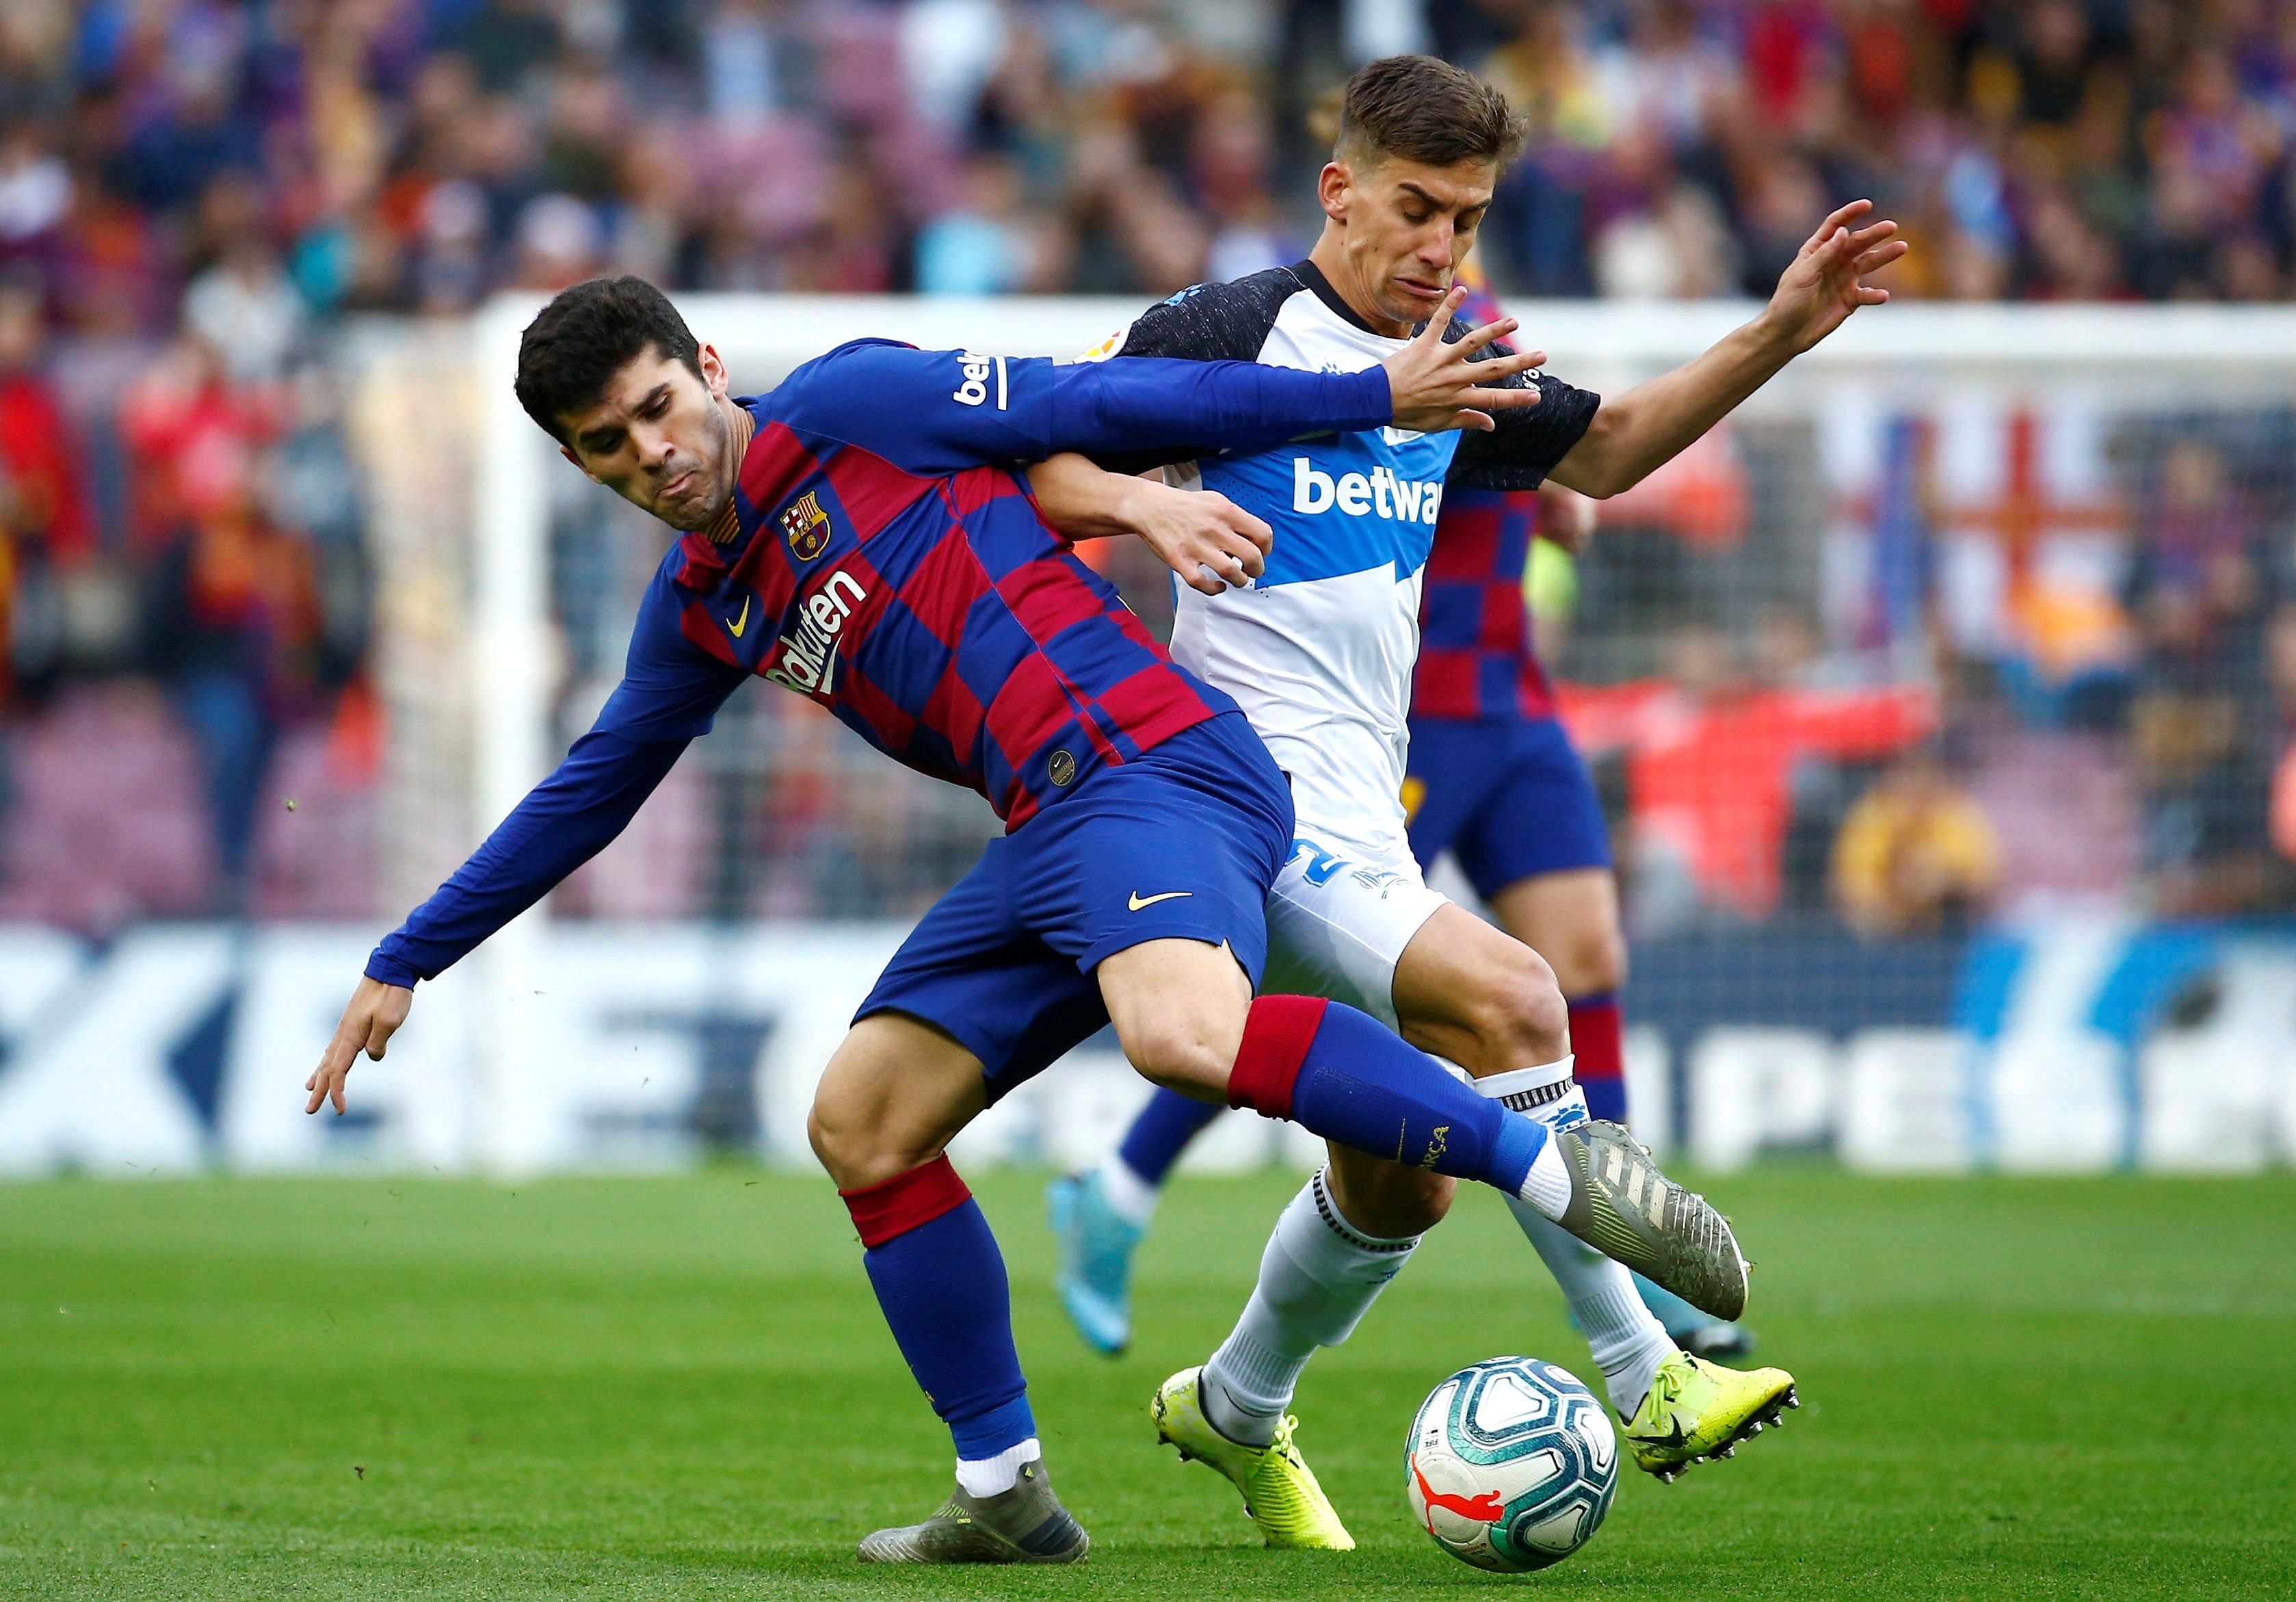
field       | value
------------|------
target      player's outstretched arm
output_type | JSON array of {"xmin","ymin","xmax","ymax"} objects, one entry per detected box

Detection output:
[
  {"xmin": 306, "ymin": 975, "xmax": 411, "ymax": 1116},
  {"xmin": 1545, "ymin": 200, "xmax": 1905, "ymax": 499},
  {"xmin": 300, "ymin": 576, "xmax": 741, "ymax": 1116},
  {"xmin": 1026, "ymin": 453, "xmax": 1273, "ymax": 594},
  {"xmin": 776, "ymin": 321, "xmax": 1544, "ymax": 475},
  {"xmin": 302, "ymin": 725, "xmax": 693, "ymax": 1115}
]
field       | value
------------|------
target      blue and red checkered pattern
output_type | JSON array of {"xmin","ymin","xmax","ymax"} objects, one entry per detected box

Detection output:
[
  {"xmin": 1412, "ymin": 487, "xmax": 1559, "ymax": 722},
  {"xmin": 1412, "ymin": 273, "xmax": 1557, "ymax": 724},
  {"xmin": 669, "ymin": 401, "xmax": 1230, "ymax": 828}
]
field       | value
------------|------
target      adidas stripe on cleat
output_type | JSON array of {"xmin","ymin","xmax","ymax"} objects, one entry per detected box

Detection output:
[{"xmin": 1556, "ymin": 1120, "xmax": 1750, "ymax": 1321}]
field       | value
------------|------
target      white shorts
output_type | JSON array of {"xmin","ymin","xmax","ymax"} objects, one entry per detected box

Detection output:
[{"xmin": 1263, "ymin": 833, "xmax": 1451, "ymax": 1029}]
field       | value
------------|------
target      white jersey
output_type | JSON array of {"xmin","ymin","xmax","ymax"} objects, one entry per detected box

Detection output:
[{"xmin": 1089, "ymin": 263, "xmax": 1598, "ymax": 861}]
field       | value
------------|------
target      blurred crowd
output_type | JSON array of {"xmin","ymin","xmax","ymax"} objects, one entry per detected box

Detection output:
[
  {"xmin": 1553, "ymin": 407, "xmax": 2296, "ymax": 936},
  {"xmin": 0, "ymin": 0, "xmax": 2291, "ymax": 324},
  {"xmin": 0, "ymin": 0, "xmax": 2293, "ymax": 932}
]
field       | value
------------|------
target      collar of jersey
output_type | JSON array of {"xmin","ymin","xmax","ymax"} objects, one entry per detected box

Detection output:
[{"xmin": 1288, "ymin": 259, "xmax": 1384, "ymax": 336}]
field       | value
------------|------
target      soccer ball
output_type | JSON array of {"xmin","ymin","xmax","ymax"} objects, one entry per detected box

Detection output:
[{"xmin": 1405, "ymin": 1356, "xmax": 1620, "ymax": 1573}]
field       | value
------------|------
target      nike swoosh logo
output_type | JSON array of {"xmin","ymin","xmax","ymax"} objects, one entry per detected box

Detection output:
[
  {"xmin": 727, "ymin": 596, "xmax": 751, "ymax": 638},
  {"xmin": 1628, "ymin": 1419, "xmax": 1689, "ymax": 1450},
  {"xmin": 1127, "ymin": 891, "xmax": 1192, "ymax": 911}
]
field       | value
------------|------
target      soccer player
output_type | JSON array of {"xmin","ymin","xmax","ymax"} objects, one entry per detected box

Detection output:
[
  {"xmin": 1051, "ymin": 280, "xmax": 1749, "ymax": 1370},
  {"xmin": 1028, "ymin": 54, "xmax": 1902, "ymax": 1543},
  {"xmin": 302, "ymin": 275, "xmax": 1752, "ymax": 1564}
]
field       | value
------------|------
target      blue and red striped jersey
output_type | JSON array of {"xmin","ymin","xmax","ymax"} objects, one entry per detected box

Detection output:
[
  {"xmin": 1410, "ymin": 278, "xmax": 1558, "ymax": 724},
  {"xmin": 367, "ymin": 339, "xmax": 1393, "ymax": 987},
  {"xmin": 600, "ymin": 339, "xmax": 1382, "ymax": 827}
]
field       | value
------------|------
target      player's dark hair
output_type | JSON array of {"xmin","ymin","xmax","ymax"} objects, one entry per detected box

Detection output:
[
  {"xmin": 1334, "ymin": 55, "xmax": 1525, "ymax": 171},
  {"xmin": 514, "ymin": 275, "xmax": 704, "ymax": 445}
]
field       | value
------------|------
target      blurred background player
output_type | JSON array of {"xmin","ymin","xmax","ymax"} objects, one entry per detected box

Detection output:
[{"xmin": 1051, "ymin": 268, "xmax": 1749, "ymax": 1368}]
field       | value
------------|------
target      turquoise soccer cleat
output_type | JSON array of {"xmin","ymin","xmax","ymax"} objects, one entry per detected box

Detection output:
[{"xmin": 1046, "ymin": 1170, "xmax": 1144, "ymax": 1356}]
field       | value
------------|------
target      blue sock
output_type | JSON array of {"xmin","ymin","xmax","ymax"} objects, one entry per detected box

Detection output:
[
  {"xmin": 1230, "ymin": 995, "xmax": 1549, "ymax": 1196},
  {"xmin": 845, "ymin": 1160, "xmax": 1035, "ymax": 1460},
  {"xmin": 1116, "ymin": 1087, "xmax": 1224, "ymax": 1186}
]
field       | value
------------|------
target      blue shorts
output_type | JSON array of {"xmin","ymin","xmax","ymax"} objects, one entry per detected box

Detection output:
[
  {"xmin": 1404, "ymin": 715, "xmax": 1612, "ymax": 901},
  {"xmin": 857, "ymin": 711, "xmax": 1292, "ymax": 1103}
]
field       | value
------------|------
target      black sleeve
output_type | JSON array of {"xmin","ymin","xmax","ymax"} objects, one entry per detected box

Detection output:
[
  {"xmin": 1084, "ymin": 269, "xmax": 1298, "ymax": 473},
  {"xmin": 1445, "ymin": 325, "xmax": 1602, "ymax": 491}
]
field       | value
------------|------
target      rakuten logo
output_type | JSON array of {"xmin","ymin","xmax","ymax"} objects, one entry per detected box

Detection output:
[
  {"xmin": 1293, "ymin": 457, "xmax": 1444, "ymax": 524},
  {"xmin": 764, "ymin": 568, "xmax": 867, "ymax": 696}
]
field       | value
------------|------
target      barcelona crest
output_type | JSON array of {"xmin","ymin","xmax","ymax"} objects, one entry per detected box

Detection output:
[{"xmin": 780, "ymin": 490, "xmax": 832, "ymax": 561}]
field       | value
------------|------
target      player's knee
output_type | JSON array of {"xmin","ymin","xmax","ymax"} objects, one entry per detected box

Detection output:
[
  {"xmin": 1124, "ymin": 1021, "xmax": 1233, "ymax": 1101},
  {"xmin": 1111, "ymin": 1000, "xmax": 1245, "ymax": 1101},
  {"xmin": 1466, "ymin": 944, "xmax": 1570, "ymax": 1066},
  {"xmin": 806, "ymin": 1081, "xmax": 899, "ymax": 1191},
  {"xmin": 804, "ymin": 1099, "xmax": 864, "ymax": 1189}
]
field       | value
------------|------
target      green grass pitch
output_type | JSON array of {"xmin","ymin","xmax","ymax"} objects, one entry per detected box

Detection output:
[{"xmin": 1, "ymin": 1165, "xmax": 2288, "ymax": 1599}]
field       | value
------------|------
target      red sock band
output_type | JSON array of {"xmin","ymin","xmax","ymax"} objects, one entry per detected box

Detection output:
[
  {"xmin": 1566, "ymin": 994, "xmax": 1624, "ymax": 1084},
  {"xmin": 839, "ymin": 1155, "xmax": 973, "ymax": 1249},
  {"xmin": 1228, "ymin": 995, "xmax": 1330, "ymax": 1118}
]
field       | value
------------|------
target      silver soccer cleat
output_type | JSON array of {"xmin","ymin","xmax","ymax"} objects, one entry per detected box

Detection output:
[
  {"xmin": 856, "ymin": 1458, "xmax": 1089, "ymax": 1565},
  {"xmin": 1555, "ymin": 1120, "xmax": 1750, "ymax": 1321}
]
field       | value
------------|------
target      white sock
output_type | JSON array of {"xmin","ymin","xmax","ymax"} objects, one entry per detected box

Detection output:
[
  {"xmin": 955, "ymin": 1436, "xmax": 1042, "ymax": 1497},
  {"xmin": 1200, "ymin": 1168, "xmax": 1420, "ymax": 1447},
  {"xmin": 1507, "ymin": 1198, "xmax": 1673, "ymax": 1416},
  {"xmin": 1476, "ymin": 1071, "xmax": 1674, "ymax": 1417},
  {"xmin": 1477, "ymin": 1058, "xmax": 1578, "ymax": 1220},
  {"xmin": 1094, "ymin": 1150, "xmax": 1159, "ymax": 1229}
]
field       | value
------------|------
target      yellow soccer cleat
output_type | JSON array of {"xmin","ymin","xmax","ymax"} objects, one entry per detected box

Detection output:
[
  {"xmin": 1151, "ymin": 1367, "xmax": 1355, "ymax": 1550},
  {"xmin": 1623, "ymin": 1350, "xmax": 1800, "ymax": 1482}
]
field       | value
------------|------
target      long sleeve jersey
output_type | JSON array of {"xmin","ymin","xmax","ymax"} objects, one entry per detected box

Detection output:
[{"xmin": 367, "ymin": 340, "xmax": 1392, "ymax": 986}]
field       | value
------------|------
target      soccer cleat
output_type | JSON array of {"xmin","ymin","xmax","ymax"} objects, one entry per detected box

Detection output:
[
  {"xmin": 1623, "ymin": 1350, "xmax": 1799, "ymax": 1482},
  {"xmin": 856, "ymin": 1458, "xmax": 1089, "ymax": 1564},
  {"xmin": 1047, "ymin": 1170, "xmax": 1142, "ymax": 1356},
  {"xmin": 1555, "ymin": 1120, "xmax": 1749, "ymax": 1321},
  {"xmin": 1152, "ymin": 1367, "xmax": 1354, "ymax": 1550},
  {"xmin": 1633, "ymin": 1270, "xmax": 1757, "ymax": 1360}
]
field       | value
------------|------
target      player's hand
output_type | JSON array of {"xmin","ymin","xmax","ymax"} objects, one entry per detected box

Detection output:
[
  {"xmin": 1382, "ymin": 286, "xmax": 1547, "ymax": 434},
  {"xmin": 306, "ymin": 976, "xmax": 412, "ymax": 1116},
  {"xmin": 1536, "ymin": 482, "xmax": 1598, "ymax": 554},
  {"xmin": 1122, "ymin": 475, "xmax": 1274, "ymax": 594},
  {"xmin": 1760, "ymin": 200, "xmax": 1908, "ymax": 355}
]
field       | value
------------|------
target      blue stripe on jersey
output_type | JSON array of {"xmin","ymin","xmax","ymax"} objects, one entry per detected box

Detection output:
[
  {"xmin": 963, "ymin": 501, "xmax": 1055, "ymax": 583},
  {"xmin": 952, "ymin": 604, "xmax": 1034, "ymax": 711},
  {"xmin": 1040, "ymin": 610, "xmax": 1162, "ymax": 693},
  {"xmin": 1199, "ymin": 427, "xmax": 1461, "ymax": 586},
  {"xmin": 862, "ymin": 600, "xmax": 956, "ymax": 713},
  {"xmin": 1419, "ymin": 581, "xmax": 1483, "ymax": 644}
]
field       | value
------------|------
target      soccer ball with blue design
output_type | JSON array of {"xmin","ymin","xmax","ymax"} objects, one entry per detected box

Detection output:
[{"xmin": 1405, "ymin": 1356, "xmax": 1620, "ymax": 1572}]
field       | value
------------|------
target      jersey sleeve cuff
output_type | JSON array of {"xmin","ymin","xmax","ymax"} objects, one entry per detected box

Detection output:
[
  {"xmin": 1342, "ymin": 365, "xmax": 1392, "ymax": 430},
  {"xmin": 364, "ymin": 949, "xmax": 423, "ymax": 989}
]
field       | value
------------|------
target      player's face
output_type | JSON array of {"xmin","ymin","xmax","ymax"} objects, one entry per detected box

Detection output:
[
  {"xmin": 1319, "ymin": 155, "xmax": 1498, "ymax": 334},
  {"xmin": 558, "ymin": 343, "xmax": 737, "ymax": 532}
]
